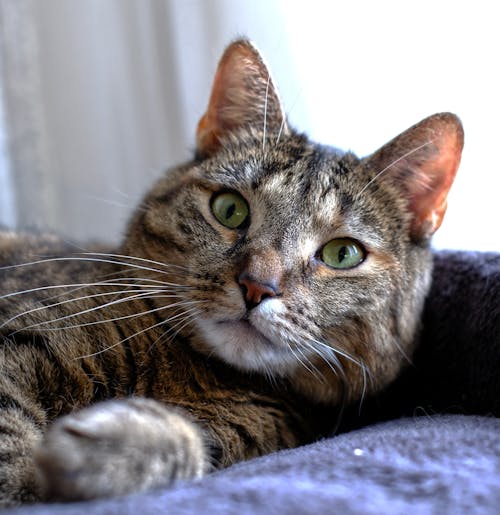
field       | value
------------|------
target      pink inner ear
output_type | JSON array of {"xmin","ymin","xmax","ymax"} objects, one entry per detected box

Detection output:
[
  {"xmin": 196, "ymin": 48, "xmax": 243, "ymax": 156},
  {"xmin": 196, "ymin": 40, "xmax": 286, "ymax": 157},
  {"xmin": 196, "ymin": 44, "xmax": 258, "ymax": 155},
  {"xmin": 409, "ymin": 130, "xmax": 463, "ymax": 238}
]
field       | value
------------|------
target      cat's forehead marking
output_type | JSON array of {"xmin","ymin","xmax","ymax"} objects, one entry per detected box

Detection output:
[
  {"xmin": 259, "ymin": 170, "xmax": 290, "ymax": 195},
  {"xmin": 298, "ymin": 236, "xmax": 319, "ymax": 262}
]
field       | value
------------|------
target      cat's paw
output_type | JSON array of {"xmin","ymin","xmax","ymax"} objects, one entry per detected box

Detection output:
[{"xmin": 34, "ymin": 398, "xmax": 207, "ymax": 501}]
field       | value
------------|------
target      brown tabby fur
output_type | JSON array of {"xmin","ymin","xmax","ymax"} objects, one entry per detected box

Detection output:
[{"xmin": 0, "ymin": 40, "xmax": 463, "ymax": 506}]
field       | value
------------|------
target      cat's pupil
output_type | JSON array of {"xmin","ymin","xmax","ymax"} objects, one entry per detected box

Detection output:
[
  {"xmin": 338, "ymin": 246, "xmax": 347, "ymax": 263},
  {"xmin": 225, "ymin": 203, "xmax": 236, "ymax": 220}
]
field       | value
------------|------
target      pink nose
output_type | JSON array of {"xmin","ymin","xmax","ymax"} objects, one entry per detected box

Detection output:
[{"xmin": 238, "ymin": 274, "xmax": 279, "ymax": 310}]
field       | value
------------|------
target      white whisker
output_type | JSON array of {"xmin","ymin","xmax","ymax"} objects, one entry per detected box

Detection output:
[
  {"xmin": 302, "ymin": 339, "xmax": 343, "ymax": 381},
  {"xmin": 0, "ymin": 280, "xmax": 190, "ymax": 303},
  {"xmin": 147, "ymin": 309, "xmax": 202, "ymax": 353},
  {"xmin": 309, "ymin": 337, "xmax": 373, "ymax": 410},
  {"xmin": 275, "ymin": 86, "xmax": 302, "ymax": 146},
  {"xmin": 359, "ymin": 140, "xmax": 433, "ymax": 195},
  {"xmin": 27, "ymin": 277, "xmax": 181, "ymax": 307},
  {"xmin": 75, "ymin": 303, "xmax": 207, "ymax": 359},
  {"xmin": 0, "ymin": 256, "xmax": 188, "ymax": 286},
  {"xmin": 275, "ymin": 115, "xmax": 286, "ymax": 146},
  {"xmin": 262, "ymin": 74, "xmax": 271, "ymax": 153},
  {"xmin": 80, "ymin": 252, "xmax": 190, "ymax": 273},
  {"xmin": 1, "ymin": 288, "xmax": 174, "ymax": 329},
  {"xmin": 290, "ymin": 341, "xmax": 327, "ymax": 383},
  {"xmin": 310, "ymin": 337, "xmax": 363, "ymax": 370},
  {"xmin": 358, "ymin": 364, "xmax": 369, "ymax": 414},
  {"xmin": 9, "ymin": 295, "xmax": 201, "ymax": 335},
  {"xmin": 82, "ymin": 194, "xmax": 143, "ymax": 212}
]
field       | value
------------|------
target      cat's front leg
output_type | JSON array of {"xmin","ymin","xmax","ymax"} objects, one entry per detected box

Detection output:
[
  {"xmin": 0, "ymin": 402, "xmax": 44, "ymax": 507},
  {"xmin": 35, "ymin": 398, "xmax": 208, "ymax": 502}
]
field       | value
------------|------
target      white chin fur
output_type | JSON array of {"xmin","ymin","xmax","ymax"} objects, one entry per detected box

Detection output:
[{"xmin": 195, "ymin": 298, "xmax": 298, "ymax": 375}]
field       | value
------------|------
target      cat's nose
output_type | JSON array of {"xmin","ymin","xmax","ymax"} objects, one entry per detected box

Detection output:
[{"xmin": 238, "ymin": 273, "xmax": 280, "ymax": 311}]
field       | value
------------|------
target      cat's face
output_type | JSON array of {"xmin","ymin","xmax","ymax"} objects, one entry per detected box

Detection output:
[{"xmin": 123, "ymin": 40, "xmax": 463, "ymax": 404}]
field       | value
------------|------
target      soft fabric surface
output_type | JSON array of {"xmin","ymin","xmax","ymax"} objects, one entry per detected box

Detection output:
[
  {"xmin": 5, "ymin": 415, "xmax": 500, "ymax": 515},
  {"xmin": 349, "ymin": 250, "xmax": 500, "ymax": 426},
  {"xmin": 3, "ymin": 250, "xmax": 499, "ymax": 514}
]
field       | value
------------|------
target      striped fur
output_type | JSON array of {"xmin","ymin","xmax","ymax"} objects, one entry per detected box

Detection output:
[{"xmin": 0, "ymin": 40, "xmax": 463, "ymax": 506}]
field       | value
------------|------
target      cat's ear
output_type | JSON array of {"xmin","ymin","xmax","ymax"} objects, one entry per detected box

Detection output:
[
  {"xmin": 196, "ymin": 39, "xmax": 288, "ymax": 157},
  {"xmin": 364, "ymin": 113, "xmax": 464, "ymax": 240}
]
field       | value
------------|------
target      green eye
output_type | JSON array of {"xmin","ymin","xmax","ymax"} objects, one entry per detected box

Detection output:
[
  {"xmin": 321, "ymin": 238, "xmax": 365, "ymax": 269},
  {"xmin": 211, "ymin": 192, "xmax": 249, "ymax": 229}
]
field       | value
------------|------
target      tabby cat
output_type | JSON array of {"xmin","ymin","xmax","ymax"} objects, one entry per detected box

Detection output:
[{"xmin": 0, "ymin": 40, "xmax": 463, "ymax": 506}]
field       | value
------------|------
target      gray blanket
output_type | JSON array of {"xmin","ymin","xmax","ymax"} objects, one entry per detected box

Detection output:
[{"xmin": 4, "ymin": 251, "xmax": 500, "ymax": 514}]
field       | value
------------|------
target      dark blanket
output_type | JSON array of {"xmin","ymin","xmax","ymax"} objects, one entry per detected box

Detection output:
[
  {"xmin": 4, "ymin": 251, "xmax": 500, "ymax": 514},
  {"xmin": 349, "ymin": 250, "xmax": 500, "ymax": 425}
]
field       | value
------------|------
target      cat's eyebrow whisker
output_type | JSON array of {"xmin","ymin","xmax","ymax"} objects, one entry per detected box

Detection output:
[
  {"xmin": 262, "ymin": 74, "xmax": 271, "ymax": 155},
  {"xmin": 275, "ymin": 116, "xmax": 286, "ymax": 147},
  {"xmin": 275, "ymin": 86, "xmax": 301, "ymax": 146},
  {"xmin": 8, "ymin": 295, "xmax": 201, "ymax": 335},
  {"xmin": 75, "ymin": 303, "xmax": 207, "ymax": 359},
  {"xmin": 358, "ymin": 140, "xmax": 434, "ymax": 195}
]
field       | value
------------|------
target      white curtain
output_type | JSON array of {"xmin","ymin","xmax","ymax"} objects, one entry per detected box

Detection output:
[
  {"xmin": 0, "ymin": 0, "xmax": 498, "ymax": 250},
  {"xmin": 0, "ymin": 0, "xmax": 297, "ymax": 243},
  {"xmin": 0, "ymin": 0, "xmax": 191, "ymax": 240},
  {"xmin": 0, "ymin": 0, "xmax": 300, "ymax": 241},
  {"xmin": 0, "ymin": 0, "xmax": 52, "ymax": 230},
  {"xmin": 0, "ymin": 73, "xmax": 16, "ymax": 228}
]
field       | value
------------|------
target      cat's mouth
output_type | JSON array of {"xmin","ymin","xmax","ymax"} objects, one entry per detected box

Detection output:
[
  {"xmin": 195, "ymin": 306, "xmax": 298, "ymax": 374},
  {"xmin": 217, "ymin": 318, "xmax": 275, "ymax": 347},
  {"xmin": 193, "ymin": 297, "xmax": 299, "ymax": 373}
]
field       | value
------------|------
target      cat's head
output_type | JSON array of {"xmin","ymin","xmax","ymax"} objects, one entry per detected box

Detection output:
[{"xmin": 124, "ymin": 40, "xmax": 463, "ymax": 404}]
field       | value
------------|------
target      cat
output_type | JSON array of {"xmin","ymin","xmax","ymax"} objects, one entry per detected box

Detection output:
[{"xmin": 0, "ymin": 39, "xmax": 463, "ymax": 507}]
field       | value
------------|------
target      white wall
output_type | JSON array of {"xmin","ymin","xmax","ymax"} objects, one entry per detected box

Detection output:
[
  {"xmin": 0, "ymin": 0, "xmax": 498, "ymax": 250},
  {"xmin": 276, "ymin": 1, "xmax": 500, "ymax": 252}
]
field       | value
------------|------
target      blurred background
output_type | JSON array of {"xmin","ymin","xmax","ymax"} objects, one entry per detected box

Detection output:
[{"xmin": 0, "ymin": 0, "xmax": 498, "ymax": 250}]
